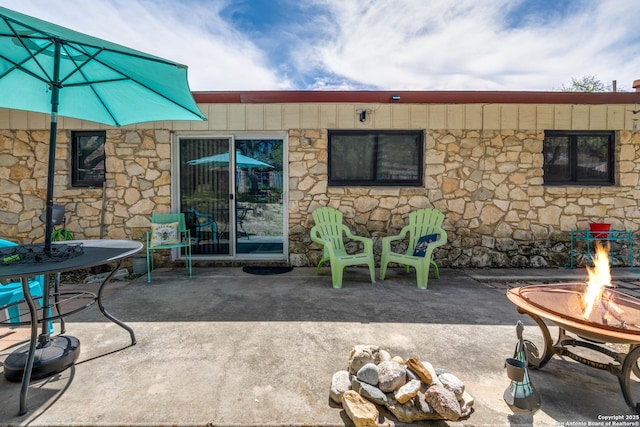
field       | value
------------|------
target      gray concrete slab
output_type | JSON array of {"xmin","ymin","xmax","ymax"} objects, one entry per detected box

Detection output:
[{"xmin": 1, "ymin": 266, "xmax": 640, "ymax": 426}]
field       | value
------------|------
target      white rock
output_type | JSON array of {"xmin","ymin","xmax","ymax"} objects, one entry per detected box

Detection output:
[
  {"xmin": 379, "ymin": 349, "xmax": 392, "ymax": 362},
  {"xmin": 378, "ymin": 360, "xmax": 407, "ymax": 393},
  {"xmin": 391, "ymin": 355, "xmax": 405, "ymax": 365},
  {"xmin": 422, "ymin": 360, "xmax": 442, "ymax": 387},
  {"xmin": 329, "ymin": 370, "xmax": 351, "ymax": 404},
  {"xmin": 348, "ymin": 345, "xmax": 381, "ymax": 374},
  {"xmin": 459, "ymin": 390, "xmax": 475, "ymax": 417},
  {"xmin": 439, "ymin": 372, "xmax": 465, "ymax": 400}
]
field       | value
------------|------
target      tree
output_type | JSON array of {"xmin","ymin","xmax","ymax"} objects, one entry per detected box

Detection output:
[{"xmin": 560, "ymin": 75, "xmax": 614, "ymax": 92}]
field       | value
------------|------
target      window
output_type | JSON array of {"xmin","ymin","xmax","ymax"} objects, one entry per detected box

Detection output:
[
  {"xmin": 543, "ymin": 131, "xmax": 614, "ymax": 185},
  {"xmin": 328, "ymin": 130, "xmax": 423, "ymax": 186},
  {"xmin": 72, "ymin": 131, "xmax": 106, "ymax": 187}
]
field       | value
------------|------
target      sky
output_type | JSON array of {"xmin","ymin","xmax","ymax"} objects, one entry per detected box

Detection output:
[{"xmin": 0, "ymin": 0, "xmax": 638, "ymax": 92}]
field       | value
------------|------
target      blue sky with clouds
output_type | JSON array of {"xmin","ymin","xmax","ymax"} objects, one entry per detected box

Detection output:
[{"xmin": 1, "ymin": 0, "xmax": 638, "ymax": 92}]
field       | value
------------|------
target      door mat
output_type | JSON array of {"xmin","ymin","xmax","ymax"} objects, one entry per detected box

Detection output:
[{"xmin": 242, "ymin": 266, "xmax": 293, "ymax": 275}]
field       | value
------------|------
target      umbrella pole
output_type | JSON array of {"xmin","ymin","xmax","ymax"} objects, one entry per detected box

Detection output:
[
  {"xmin": 44, "ymin": 40, "xmax": 61, "ymax": 251},
  {"xmin": 39, "ymin": 40, "xmax": 61, "ymax": 341}
]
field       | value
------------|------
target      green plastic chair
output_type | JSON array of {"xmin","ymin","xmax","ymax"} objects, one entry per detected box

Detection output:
[
  {"xmin": 310, "ymin": 207, "xmax": 376, "ymax": 288},
  {"xmin": 380, "ymin": 208, "xmax": 448, "ymax": 289},
  {"xmin": 146, "ymin": 213, "xmax": 192, "ymax": 283}
]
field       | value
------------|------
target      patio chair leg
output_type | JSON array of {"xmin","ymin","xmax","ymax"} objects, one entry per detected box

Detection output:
[
  {"xmin": 380, "ymin": 260, "xmax": 388, "ymax": 280},
  {"xmin": 147, "ymin": 252, "xmax": 153, "ymax": 283},
  {"xmin": 431, "ymin": 261, "xmax": 440, "ymax": 279},
  {"xmin": 368, "ymin": 262, "xmax": 376, "ymax": 284},
  {"xmin": 316, "ymin": 259, "xmax": 328, "ymax": 276},
  {"xmin": 416, "ymin": 266, "xmax": 428, "ymax": 290},
  {"xmin": 331, "ymin": 266, "xmax": 344, "ymax": 289}
]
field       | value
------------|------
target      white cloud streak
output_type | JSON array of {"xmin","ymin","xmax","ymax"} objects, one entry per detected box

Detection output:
[
  {"xmin": 302, "ymin": 0, "xmax": 640, "ymax": 90},
  {"xmin": 0, "ymin": 0, "xmax": 638, "ymax": 91},
  {"xmin": 0, "ymin": 0, "xmax": 291, "ymax": 90}
]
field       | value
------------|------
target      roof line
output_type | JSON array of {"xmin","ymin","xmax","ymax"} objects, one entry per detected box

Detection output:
[{"xmin": 192, "ymin": 90, "xmax": 640, "ymax": 105}]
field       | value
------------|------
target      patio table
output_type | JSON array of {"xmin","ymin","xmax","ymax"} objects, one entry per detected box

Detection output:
[
  {"xmin": 0, "ymin": 239, "xmax": 142, "ymax": 415},
  {"xmin": 565, "ymin": 229, "xmax": 633, "ymax": 268}
]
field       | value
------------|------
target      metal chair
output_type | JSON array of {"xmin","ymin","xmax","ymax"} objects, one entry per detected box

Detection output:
[
  {"xmin": 0, "ymin": 239, "xmax": 53, "ymax": 333},
  {"xmin": 39, "ymin": 204, "xmax": 73, "ymax": 241},
  {"xmin": 380, "ymin": 208, "xmax": 448, "ymax": 289},
  {"xmin": 146, "ymin": 213, "xmax": 192, "ymax": 283},
  {"xmin": 236, "ymin": 206, "xmax": 251, "ymax": 239},
  {"xmin": 310, "ymin": 206, "xmax": 376, "ymax": 288},
  {"xmin": 185, "ymin": 208, "xmax": 217, "ymax": 244}
]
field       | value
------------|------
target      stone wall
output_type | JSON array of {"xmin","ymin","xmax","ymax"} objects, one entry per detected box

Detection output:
[
  {"xmin": 2, "ymin": 126, "xmax": 639, "ymax": 268},
  {"xmin": 0, "ymin": 128, "xmax": 170, "ymax": 245},
  {"xmin": 288, "ymin": 129, "xmax": 640, "ymax": 268}
]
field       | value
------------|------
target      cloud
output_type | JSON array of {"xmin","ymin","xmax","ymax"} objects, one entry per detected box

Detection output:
[
  {"xmin": 1, "ymin": 0, "xmax": 638, "ymax": 91},
  {"xmin": 301, "ymin": 0, "xmax": 640, "ymax": 90},
  {"xmin": 0, "ymin": 0, "xmax": 291, "ymax": 90}
]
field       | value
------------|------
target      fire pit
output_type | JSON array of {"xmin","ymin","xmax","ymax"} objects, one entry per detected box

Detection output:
[{"xmin": 506, "ymin": 242, "xmax": 640, "ymax": 413}]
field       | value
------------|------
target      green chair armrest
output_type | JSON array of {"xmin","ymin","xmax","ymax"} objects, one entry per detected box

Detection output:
[
  {"xmin": 381, "ymin": 226, "xmax": 410, "ymax": 252},
  {"xmin": 430, "ymin": 228, "xmax": 448, "ymax": 248}
]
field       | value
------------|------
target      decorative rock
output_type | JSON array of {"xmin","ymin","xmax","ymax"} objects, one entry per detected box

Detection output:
[
  {"xmin": 406, "ymin": 368, "xmax": 419, "ymax": 382},
  {"xmin": 423, "ymin": 360, "xmax": 442, "ymax": 387},
  {"xmin": 405, "ymin": 357, "xmax": 433, "ymax": 385},
  {"xmin": 414, "ymin": 389, "xmax": 434, "ymax": 414},
  {"xmin": 391, "ymin": 355, "xmax": 405, "ymax": 365},
  {"xmin": 356, "ymin": 363, "xmax": 379, "ymax": 386},
  {"xmin": 385, "ymin": 394, "xmax": 440, "ymax": 423},
  {"xmin": 439, "ymin": 372, "xmax": 465, "ymax": 400},
  {"xmin": 379, "ymin": 349, "xmax": 392, "ymax": 362},
  {"xmin": 332, "ymin": 346, "xmax": 472, "ymax": 424},
  {"xmin": 342, "ymin": 390, "xmax": 379, "ymax": 427},
  {"xmin": 330, "ymin": 370, "xmax": 352, "ymax": 404},
  {"xmin": 459, "ymin": 390, "xmax": 475, "ymax": 418},
  {"xmin": 377, "ymin": 360, "xmax": 406, "ymax": 393},
  {"xmin": 394, "ymin": 379, "xmax": 421, "ymax": 404},
  {"xmin": 348, "ymin": 345, "xmax": 381, "ymax": 374},
  {"xmin": 351, "ymin": 378, "xmax": 388, "ymax": 406},
  {"xmin": 424, "ymin": 384, "xmax": 462, "ymax": 421}
]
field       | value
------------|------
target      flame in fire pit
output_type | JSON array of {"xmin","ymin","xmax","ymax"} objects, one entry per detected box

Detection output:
[
  {"xmin": 582, "ymin": 241, "xmax": 613, "ymax": 320},
  {"xmin": 506, "ymin": 239, "xmax": 640, "ymax": 342}
]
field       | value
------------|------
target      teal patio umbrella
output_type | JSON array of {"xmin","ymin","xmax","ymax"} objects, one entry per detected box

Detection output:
[
  {"xmin": 188, "ymin": 151, "xmax": 274, "ymax": 169},
  {"xmin": 0, "ymin": 6, "xmax": 206, "ymax": 249}
]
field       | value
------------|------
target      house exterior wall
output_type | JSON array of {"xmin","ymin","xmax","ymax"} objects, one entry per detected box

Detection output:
[{"xmin": 1, "ymin": 98, "xmax": 639, "ymax": 267}]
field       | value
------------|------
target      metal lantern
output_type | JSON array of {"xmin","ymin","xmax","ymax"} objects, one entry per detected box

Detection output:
[{"xmin": 504, "ymin": 321, "xmax": 541, "ymax": 412}]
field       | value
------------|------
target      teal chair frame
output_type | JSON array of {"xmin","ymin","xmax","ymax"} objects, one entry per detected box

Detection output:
[
  {"xmin": 0, "ymin": 239, "xmax": 53, "ymax": 333},
  {"xmin": 310, "ymin": 207, "xmax": 376, "ymax": 288},
  {"xmin": 380, "ymin": 208, "xmax": 448, "ymax": 289},
  {"xmin": 146, "ymin": 214, "xmax": 192, "ymax": 283},
  {"xmin": 185, "ymin": 208, "xmax": 217, "ymax": 244}
]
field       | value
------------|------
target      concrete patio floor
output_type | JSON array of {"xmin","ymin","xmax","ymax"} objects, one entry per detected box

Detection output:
[{"xmin": 1, "ymin": 266, "xmax": 640, "ymax": 426}]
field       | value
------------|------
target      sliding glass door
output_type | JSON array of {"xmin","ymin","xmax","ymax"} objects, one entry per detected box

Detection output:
[
  {"xmin": 178, "ymin": 135, "xmax": 285, "ymax": 259},
  {"xmin": 234, "ymin": 138, "xmax": 285, "ymax": 256},
  {"xmin": 179, "ymin": 137, "xmax": 232, "ymax": 255}
]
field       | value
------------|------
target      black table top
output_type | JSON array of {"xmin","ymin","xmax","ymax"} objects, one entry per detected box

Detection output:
[{"xmin": 0, "ymin": 239, "xmax": 143, "ymax": 279}]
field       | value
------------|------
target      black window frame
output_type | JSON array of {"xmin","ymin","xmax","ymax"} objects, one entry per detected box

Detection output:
[
  {"xmin": 71, "ymin": 130, "xmax": 106, "ymax": 188},
  {"xmin": 543, "ymin": 130, "xmax": 615, "ymax": 186},
  {"xmin": 328, "ymin": 130, "xmax": 424, "ymax": 186}
]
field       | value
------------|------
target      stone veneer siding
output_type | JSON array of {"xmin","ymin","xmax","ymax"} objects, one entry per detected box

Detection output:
[
  {"xmin": 288, "ymin": 128, "xmax": 640, "ymax": 268},
  {"xmin": 1, "ymin": 126, "xmax": 639, "ymax": 268},
  {"xmin": 0, "ymin": 128, "xmax": 172, "ymax": 246}
]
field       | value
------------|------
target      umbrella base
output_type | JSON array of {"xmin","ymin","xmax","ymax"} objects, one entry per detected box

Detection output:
[{"xmin": 3, "ymin": 335, "xmax": 80, "ymax": 382}]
